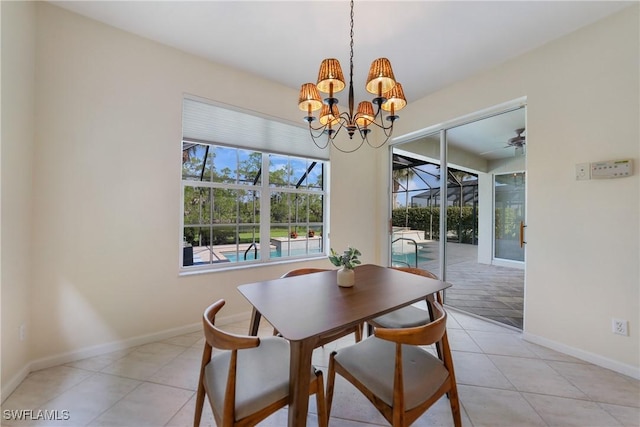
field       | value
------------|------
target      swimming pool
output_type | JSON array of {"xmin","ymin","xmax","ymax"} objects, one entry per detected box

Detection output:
[
  {"xmin": 391, "ymin": 252, "xmax": 432, "ymax": 267},
  {"xmin": 222, "ymin": 248, "xmax": 321, "ymax": 262}
]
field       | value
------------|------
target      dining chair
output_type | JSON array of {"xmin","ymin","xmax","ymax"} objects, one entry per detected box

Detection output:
[
  {"xmin": 325, "ymin": 299, "xmax": 461, "ymax": 427},
  {"xmin": 272, "ymin": 268, "xmax": 363, "ymax": 345},
  {"xmin": 194, "ymin": 299, "xmax": 328, "ymax": 427},
  {"xmin": 369, "ymin": 266, "xmax": 441, "ymax": 329},
  {"xmin": 366, "ymin": 266, "xmax": 443, "ymax": 360}
]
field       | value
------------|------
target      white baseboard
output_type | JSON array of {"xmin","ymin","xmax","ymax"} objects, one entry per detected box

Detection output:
[
  {"xmin": 522, "ymin": 332, "xmax": 640, "ymax": 380},
  {"xmin": 1, "ymin": 310, "xmax": 252, "ymax": 404},
  {"xmin": 28, "ymin": 322, "xmax": 203, "ymax": 373},
  {"xmin": 1, "ymin": 364, "xmax": 31, "ymax": 404}
]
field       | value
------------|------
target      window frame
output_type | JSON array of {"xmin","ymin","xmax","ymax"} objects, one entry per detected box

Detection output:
[{"xmin": 180, "ymin": 141, "xmax": 329, "ymax": 274}]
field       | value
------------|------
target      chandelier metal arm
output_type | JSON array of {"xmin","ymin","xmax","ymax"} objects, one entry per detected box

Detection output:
[
  {"xmin": 356, "ymin": 117, "xmax": 394, "ymax": 149},
  {"xmin": 327, "ymin": 133, "xmax": 366, "ymax": 153},
  {"xmin": 304, "ymin": 116, "xmax": 340, "ymax": 146},
  {"xmin": 307, "ymin": 128, "xmax": 331, "ymax": 150}
]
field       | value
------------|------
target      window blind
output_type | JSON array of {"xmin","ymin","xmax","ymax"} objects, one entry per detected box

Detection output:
[{"xmin": 182, "ymin": 97, "xmax": 329, "ymax": 160}]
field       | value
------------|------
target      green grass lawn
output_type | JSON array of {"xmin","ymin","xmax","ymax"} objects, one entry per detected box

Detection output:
[
  {"xmin": 238, "ymin": 228, "xmax": 290, "ymax": 241},
  {"xmin": 239, "ymin": 227, "xmax": 315, "ymax": 242},
  {"xmin": 189, "ymin": 227, "xmax": 317, "ymax": 245}
]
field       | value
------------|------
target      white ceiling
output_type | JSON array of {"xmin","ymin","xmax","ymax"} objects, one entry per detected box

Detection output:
[
  {"xmin": 446, "ymin": 107, "xmax": 527, "ymax": 160},
  {"xmin": 50, "ymin": 0, "xmax": 633, "ymax": 159}
]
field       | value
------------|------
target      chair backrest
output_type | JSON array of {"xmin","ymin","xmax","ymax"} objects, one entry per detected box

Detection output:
[
  {"xmin": 202, "ymin": 299, "xmax": 260, "ymax": 351},
  {"xmin": 281, "ymin": 268, "xmax": 330, "ymax": 278},
  {"xmin": 390, "ymin": 266, "xmax": 438, "ymax": 280}
]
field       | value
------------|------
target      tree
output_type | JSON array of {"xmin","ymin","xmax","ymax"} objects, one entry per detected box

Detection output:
[{"xmin": 392, "ymin": 167, "xmax": 415, "ymax": 208}]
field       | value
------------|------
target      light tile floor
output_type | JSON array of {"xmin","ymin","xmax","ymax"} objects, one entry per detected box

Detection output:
[{"xmin": 2, "ymin": 309, "xmax": 638, "ymax": 426}]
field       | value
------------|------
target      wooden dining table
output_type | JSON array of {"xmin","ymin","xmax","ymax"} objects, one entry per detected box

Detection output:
[{"xmin": 237, "ymin": 263, "xmax": 451, "ymax": 427}]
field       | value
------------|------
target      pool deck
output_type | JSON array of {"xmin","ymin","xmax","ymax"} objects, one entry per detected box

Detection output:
[{"xmin": 397, "ymin": 241, "xmax": 525, "ymax": 329}]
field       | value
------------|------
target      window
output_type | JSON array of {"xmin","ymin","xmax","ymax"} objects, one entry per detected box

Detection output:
[{"xmin": 181, "ymin": 142, "xmax": 327, "ymax": 271}]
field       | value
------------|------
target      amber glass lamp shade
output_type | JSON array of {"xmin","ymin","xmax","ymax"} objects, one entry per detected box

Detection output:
[
  {"xmin": 298, "ymin": 83, "xmax": 323, "ymax": 112},
  {"xmin": 355, "ymin": 101, "xmax": 375, "ymax": 126},
  {"xmin": 316, "ymin": 59, "xmax": 346, "ymax": 95},
  {"xmin": 319, "ymin": 104, "xmax": 340, "ymax": 126},
  {"xmin": 381, "ymin": 82, "xmax": 407, "ymax": 113},
  {"xmin": 365, "ymin": 58, "xmax": 396, "ymax": 96}
]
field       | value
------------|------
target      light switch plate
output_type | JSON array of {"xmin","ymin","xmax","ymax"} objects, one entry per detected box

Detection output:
[{"xmin": 576, "ymin": 163, "xmax": 590, "ymax": 181}]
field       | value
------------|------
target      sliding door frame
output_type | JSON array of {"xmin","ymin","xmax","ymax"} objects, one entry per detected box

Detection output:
[{"xmin": 388, "ymin": 97, "xmax": 527, "ymax": 282}]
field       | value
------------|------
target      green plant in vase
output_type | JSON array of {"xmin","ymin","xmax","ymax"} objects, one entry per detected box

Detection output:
[{"xmin": 329, "ymin": 247, "xmax": 361, "ymax": 287}]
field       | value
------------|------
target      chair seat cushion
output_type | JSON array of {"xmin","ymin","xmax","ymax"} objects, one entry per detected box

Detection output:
[
  {"xmin": 334, "ymin": 337, "xmax": 449, "ymax": 410},
  {"xmin": 371, "ymin": 305, "xmax": 431, "ymax": 328},
  {"xmin": 205, "ymin": 337, "xmax": 313, "ymax": 421}
]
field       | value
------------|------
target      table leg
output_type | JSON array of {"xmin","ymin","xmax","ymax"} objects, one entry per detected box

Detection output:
[
  {"xmin": 248, "ymin": 308, "xmax": 261, "ymax": 336},
  {"xmin": 288, "ymin": 339, "xmax": 315, "ymax": 427}
]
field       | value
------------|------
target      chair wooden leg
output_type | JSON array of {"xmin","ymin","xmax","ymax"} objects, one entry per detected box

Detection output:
[
  {"xmin": 448, "ymin": 382, "xmax": 462, "ymax": 427},
  {"xmin": 325, "ymin": 352, "xmax": 338, "ymax": 420},
  {"xmin": 194, "ymin": 343, "xmax": 211, "ymax": 427},
  {"xmin": 366, "ymin": 322, "xmax": 374, "ymax": 337},
  {"xmin": 313, "ymin": 369, "xmax": 328, "ymax": 427},
  {"xmin": 355, "ymin": 323, "xmax": 363, "ymax": 342},
  {"xmin": 193, "ymin": 377, "xmax": 206, "ymax": 427}
]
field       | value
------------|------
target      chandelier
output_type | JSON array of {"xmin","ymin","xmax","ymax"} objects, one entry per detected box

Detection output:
[{"xmin": 297, "ymin": 0, "xmax": 407, "ymax": 153}]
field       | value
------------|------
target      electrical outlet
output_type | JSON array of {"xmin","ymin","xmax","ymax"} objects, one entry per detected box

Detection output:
[{"xmin": 612, "ymin": 318, "xmax": 628, "ymax": 336}]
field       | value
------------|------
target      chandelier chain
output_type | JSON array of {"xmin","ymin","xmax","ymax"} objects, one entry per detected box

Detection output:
[{"xmin": 349, "ymin": 0, "xmax": 354, "ymax": 88}]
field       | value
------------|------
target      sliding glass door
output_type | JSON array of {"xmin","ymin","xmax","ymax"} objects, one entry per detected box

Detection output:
[
  {"xmin": 390, "ymin": 132, "xmax": 442, "ymax": 278},
  {"xmin": 389, "ymin": 103, "xmax": 526, "ymax": 329}
]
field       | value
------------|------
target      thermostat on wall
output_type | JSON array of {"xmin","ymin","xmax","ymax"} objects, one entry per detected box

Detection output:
[{"xmin": 591, "ymin": 159, "xmax": 633, "ymax": 179}]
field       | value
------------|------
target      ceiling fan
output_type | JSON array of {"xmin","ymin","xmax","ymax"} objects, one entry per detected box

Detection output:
[
  {"xmin": 480, "ymin": 128, "xmax": 526, "ymax": 157},
  {"xmin": 508, "ymin": 128, "xmax": 526, "ymax": 147}
]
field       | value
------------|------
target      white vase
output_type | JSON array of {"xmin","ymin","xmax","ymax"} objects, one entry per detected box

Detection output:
[{"xmin": 337, "ymin": 267, "xmax": 355, "ymax": 287}]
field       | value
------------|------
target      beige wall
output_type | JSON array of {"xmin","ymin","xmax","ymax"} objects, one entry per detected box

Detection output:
[
  {"xmin": 1, "ymin": 1, "xmax": 638, "ymax": 398},
  {"xmin": 1, "ymin": 0, "xmax": 37, "ymax": 399},
  {"xmin": 389, "ymin": 5, "xmax": 639, "ymax": 375}
]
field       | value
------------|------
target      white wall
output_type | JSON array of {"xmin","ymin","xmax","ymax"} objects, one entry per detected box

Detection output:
[
  {"xmin": 1, "ymin": 1, "xmax": 36, "ymax": 400},
  {"xmin": 388, "ymin": 5, "xmax": 639, "ymax": 375}
]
